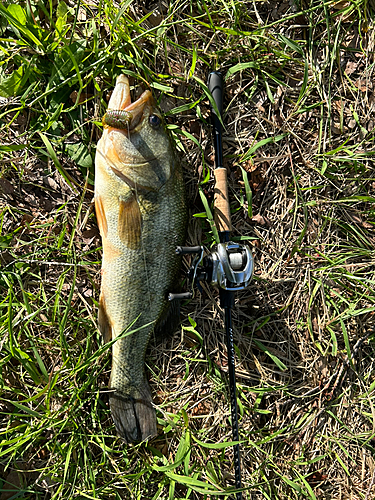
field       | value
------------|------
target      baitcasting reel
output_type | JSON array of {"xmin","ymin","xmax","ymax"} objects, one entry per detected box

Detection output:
[{"xmin": 168, "ymin": 242, "xmax": 254, "ymax": 301}]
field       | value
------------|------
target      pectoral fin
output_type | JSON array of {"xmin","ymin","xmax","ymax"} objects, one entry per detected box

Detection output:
[
  {"xmin": 95, "ymin": 195, "xmax": 108, "ymax": 238},
  {"xmin": 118, "ymin": 193, "xmax": 142, "ymax": 249}
]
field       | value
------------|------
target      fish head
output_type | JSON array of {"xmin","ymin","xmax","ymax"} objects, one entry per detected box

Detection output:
[{"xmin": 97, "ymin": 75, "xmax": 176, "ymax": 192}]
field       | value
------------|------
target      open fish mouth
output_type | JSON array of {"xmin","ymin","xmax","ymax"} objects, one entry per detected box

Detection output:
[
  {"xmin": 102, "ymin": 75, "xmax": 153, "ymax": 132},
  {"xmin": 98, "ymin": 74, "xmax": 168, "ymax": 192}
]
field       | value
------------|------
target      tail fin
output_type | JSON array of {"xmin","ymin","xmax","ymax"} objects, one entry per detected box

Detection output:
[{"xmin": 109, "ymin": 382, "xmax": 157, "ymax": 443}]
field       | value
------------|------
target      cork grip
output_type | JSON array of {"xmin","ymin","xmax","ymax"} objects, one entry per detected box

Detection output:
[{"xmin": 214, "ymin": 167, "xmax": 232, "ymax": 233}]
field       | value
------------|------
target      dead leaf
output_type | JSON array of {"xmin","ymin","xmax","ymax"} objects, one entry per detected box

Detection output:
[
  {"xmin": 0, "ymin": 470, "xmax": 24, "ymax": 500},
  {"xmin": 332, "ymin": 100, "xmax": 344, "ymax": 113},
  {"xmin": 239, "ymin": 160, "xmax": 257, "ymax": 174},
  {"xmin": 348, "ymin": 213, "xmax": 374, "ymax": 230},
  {"xmin": 0, "ymin": 178, "xmax": 14, "ymax": 195},
  {"xmin": 43, "ymin": 176, "xmax": 59, "ymax": 191},
  {"xmin": 287, "ymin": 71, "xmax": 304, "ymax": 88},
  {"xmin": 255, "ymin": 101, "xmax": 265, "ymax": 113},
  {"xmin": 306, "ymin": 471, "xmax": 328, "ymax": 485},
  {"xmin": 82, "ymin": 227, "xmax": 99, "ymax": 240},
  {"xmin": 189, "ymin": 119, "xmax": 200, "ymax": 138},
  {"xmin": 355, "ymin": 78, "xmax": 368, "ymax": 92},
  {"xmin": 70, "ymin": 90, "xmax": 93, "ymax": 104},
  {"xmin": 20, "ymin": 214, "xmax": 34, "ymax": 226},
  {"xmin": 333, "ymin": 122, "xmax": 348, "ymax": 134},
  {"xmin": 251, "ymin": 214, "xmax": 271, "ymax": 226},
  {"xmin": 345, "ymin": 60, "xmax": 358, "ymax": 75},
  {"xmin": 330, "ymin": 0, "xmax": 357, "ymax": 20},
  {"xmin": 192, "ymin": 401, "xmax": 209, "ymax": 416},
  {"xmin": 332, "ymin": 0, "xmax": 349, "ymax": 8}
]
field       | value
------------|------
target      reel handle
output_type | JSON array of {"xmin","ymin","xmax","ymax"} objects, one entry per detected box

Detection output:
[{"xmin": 207, "ymin": 71, "xmax": 232, "ymax": 235}]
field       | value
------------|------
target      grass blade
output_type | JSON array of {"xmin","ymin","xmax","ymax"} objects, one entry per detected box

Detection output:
[{"xmin": 253, "ymin": 339, "xmax": 287, "ymax": 371}]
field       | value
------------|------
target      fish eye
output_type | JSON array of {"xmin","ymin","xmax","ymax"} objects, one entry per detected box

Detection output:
[{"xmin": 149, "ymin": 114, "xmax": 161, "ymax": 128}]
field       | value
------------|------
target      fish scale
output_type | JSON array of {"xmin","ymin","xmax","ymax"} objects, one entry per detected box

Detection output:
[{"xmin": 95, "ymin": 75, "xmax": 186, "ymax": 443}]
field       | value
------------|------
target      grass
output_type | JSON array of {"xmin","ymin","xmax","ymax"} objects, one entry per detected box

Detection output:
[{"xmin": 1, "ymin": 0, "xmax": 375, "ymax": 498}]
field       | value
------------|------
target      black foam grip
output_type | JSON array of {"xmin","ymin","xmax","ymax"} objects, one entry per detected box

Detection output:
[
  {"xmin": 207, "ymin": 71, "xmax": 224, "ymax": 170},
  {"xmin": 207, "ymin": 71, "xmax": 223, "ymax": 117}
]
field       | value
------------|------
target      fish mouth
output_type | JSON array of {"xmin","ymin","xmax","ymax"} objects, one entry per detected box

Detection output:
[{"xmin": 103, "ymin": 75, "xmax": 153, "ymax": 133}]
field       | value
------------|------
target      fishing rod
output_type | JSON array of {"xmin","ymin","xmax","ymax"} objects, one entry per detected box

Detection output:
[
  {"xmin": 206, "ymin": 71, "xmax": 252, "ymax": 500},
  {"xmin": 169, "ymin": 72, "xmax": 253, "ymax": 499}
]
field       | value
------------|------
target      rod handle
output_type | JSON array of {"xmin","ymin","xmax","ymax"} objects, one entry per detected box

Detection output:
[
  {"xmin": 207, "ymin": 72, "xmax": 224, "ymax": 169},
  {"xmin": 207, "ymin": 71, "xmax": 224, "ymax": 117},
  {"xmin": 214, "ymin": 167, "xmax": 232, "ymax": 233}
]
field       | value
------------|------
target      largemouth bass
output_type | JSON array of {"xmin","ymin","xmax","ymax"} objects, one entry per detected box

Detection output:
[{"xmin": 95, "ymin": 75, "xmax": 186, "ymax": 443}]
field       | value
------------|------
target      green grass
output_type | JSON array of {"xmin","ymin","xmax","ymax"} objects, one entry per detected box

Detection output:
[{"xmin": 1, "ymin": 0, "xmax": 375, "ymax": 498}]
